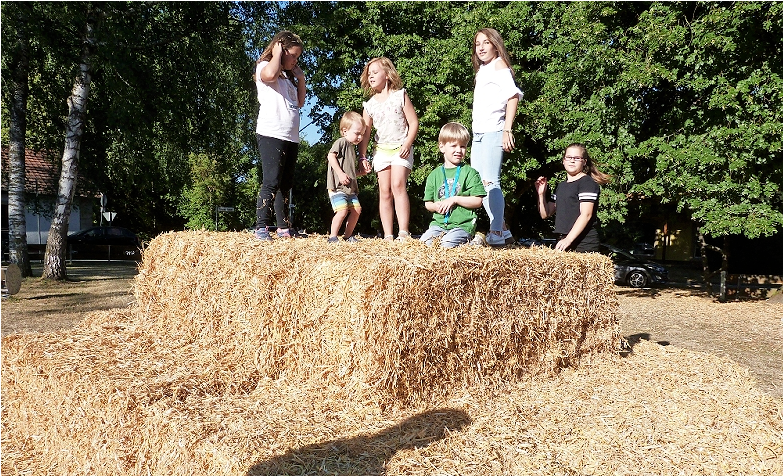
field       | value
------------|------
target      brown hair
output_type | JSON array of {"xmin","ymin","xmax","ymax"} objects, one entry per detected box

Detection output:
[
  {"xmin": 253, "ymin": 30, "xmax": 304, "ymax": 85},
  {"xmin": 339, "ymin": 111, "xmax": 365, "ymax": 132},
  {"xmin": 438, "ymin": 122, "xmax": 471, "ymax": 147},
  {"xmin": 360, "ymin": 57, "xmax": 403, "ymax": 96},
  {"xmin": 563, "ymin": 143, "xmax": 611, "ymax": 185},
  {"xmin": 471, "ymin": 28, "xmax": 515, "ymax": 76}
]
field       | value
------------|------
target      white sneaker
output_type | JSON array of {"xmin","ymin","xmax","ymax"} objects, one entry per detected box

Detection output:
[{"xmin": 486, "ymin": 232, "xmax": 506, "ymax": 247}]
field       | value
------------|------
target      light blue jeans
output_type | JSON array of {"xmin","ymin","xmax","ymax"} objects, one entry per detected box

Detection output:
[
  {"xmin": 471, "ymin": 131, "xmax": 505, "ymax": 232},
  {"xmin": 420, "ymin": 226, "xmax": 472, "ymax": 248}
]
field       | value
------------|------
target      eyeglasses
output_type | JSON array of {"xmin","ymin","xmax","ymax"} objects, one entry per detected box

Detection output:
[{"xmin": 563, "ymin": 156, "xmax": 584, "ymax": 163}]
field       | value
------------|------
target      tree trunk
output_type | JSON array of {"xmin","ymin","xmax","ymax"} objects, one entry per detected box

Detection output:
[
  {"xmin": 7, "ymin": 3, "xmax": 33, "ymax": 277},
  {"xmin": 697, "ymin": 227, "xmax": 730, "ymax": 296},
  {"xmin": 43, "ymin": 7, "xmax": 98, "ymax": 280}
]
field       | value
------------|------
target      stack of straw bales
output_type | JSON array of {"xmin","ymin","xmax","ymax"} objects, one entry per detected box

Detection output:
[{"xmin": 134, "ymin": 231, "xmax": 619, "ymax": 404}]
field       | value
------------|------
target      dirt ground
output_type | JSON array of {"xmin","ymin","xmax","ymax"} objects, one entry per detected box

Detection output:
[{"xmin": 2, "ymin": 261, "xmax": 782, "ymax": 399}]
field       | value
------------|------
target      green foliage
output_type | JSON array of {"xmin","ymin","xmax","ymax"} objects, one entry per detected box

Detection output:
[{"xmin": 5, "ymin": 1, "xmax": 781, "ymax": 246}]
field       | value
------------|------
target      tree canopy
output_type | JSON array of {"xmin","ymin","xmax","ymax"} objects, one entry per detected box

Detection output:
[{"xmin": 3, "ymin": 2, "xmax": 781, "ymax": 269}]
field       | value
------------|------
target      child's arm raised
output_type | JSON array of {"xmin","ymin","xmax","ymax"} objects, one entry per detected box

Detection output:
[
  {"xmin": 258, "ymin": 41, "xmax": 284, "ymax": 83},
  {"xmin": 535, "ymin": 176, "xmax": 556, "ymax": 218}
]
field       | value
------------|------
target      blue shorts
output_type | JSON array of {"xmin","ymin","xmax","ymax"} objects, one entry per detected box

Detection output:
[{"xmin": 329, "ymin": 191, "xmax": 361, "ymax": 212}]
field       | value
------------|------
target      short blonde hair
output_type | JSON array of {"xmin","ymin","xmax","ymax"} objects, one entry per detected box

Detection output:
[
  {"xmin": 339, "ymin": 111, "xmax": 365, "ymax": 132},
  {"xmin": 438, "ymin": 122, "xmax": 471, "ymax": 146},
  {"xmin": 360, "ymin": 57, "xmax": 403, "ymax": 95}
]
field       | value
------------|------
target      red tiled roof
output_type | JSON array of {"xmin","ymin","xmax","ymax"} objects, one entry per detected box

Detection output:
[{"xmin": 1, "ymin": 147, "xmax": 94, "ymax": 197}]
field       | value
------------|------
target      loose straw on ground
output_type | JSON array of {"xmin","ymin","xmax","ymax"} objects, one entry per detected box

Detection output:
[{"xmin": 2, "ymin": 231, "xmax": 780, "ymax": 475}]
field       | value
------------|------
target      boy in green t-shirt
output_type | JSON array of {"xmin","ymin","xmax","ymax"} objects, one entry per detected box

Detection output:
[{"xmin": 420, "ymin": 122, "xmax": 487, "ymax": 248}]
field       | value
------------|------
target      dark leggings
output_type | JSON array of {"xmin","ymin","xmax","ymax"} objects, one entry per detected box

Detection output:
[{"xmin": 255, "ymin": 134, "xmax": 298, "ymax": 229}]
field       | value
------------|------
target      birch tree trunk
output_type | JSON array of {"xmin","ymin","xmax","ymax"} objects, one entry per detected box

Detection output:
[
  {"xmin": 6, "ymin": 3, "xmax": 32, "ymax": 277},
  {"xmin": 43, "ymin": 7, "xmax": 98, "ymax": 280}
]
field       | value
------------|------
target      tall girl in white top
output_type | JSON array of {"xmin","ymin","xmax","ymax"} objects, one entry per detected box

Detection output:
[
  {"xmin": 471, "ymin": 28, "xmax": 523, "ymax": 246},
  {"xmin": 253, "ymin": 31, "xmax": 306, "ymax": 241},
  {"xmin": 358, "ymin": 57, "xmax": 419, "ymax": 241}
]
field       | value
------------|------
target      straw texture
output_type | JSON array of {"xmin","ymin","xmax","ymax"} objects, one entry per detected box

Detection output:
[
  {"xmin": 3, "ymin": 231, "xmax": 779, "ymax": 475},
  {"xmin": 133, "ymin": 231, "xmax": 620, "ymax": 404}
]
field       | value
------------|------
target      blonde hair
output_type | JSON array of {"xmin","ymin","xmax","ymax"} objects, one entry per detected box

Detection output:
[
  {"xmin": 471, "ymin": 28, "xmax": 515, "ymax": 76},
  {"xmin": 339, "ymin": 111, "xmax": 365, "ymax": 132},
  {"xmin": 563, "ymin": 143, "xmax": 612, "ymax": 185},
  {"xmin": 253, "ymin": 30, "xmax": 304, "ymax": 85},
  {"xmin": 438, "ymin": 122, "xmax": 471, "ymax": 147},
  {"xmin": 360, "ymin": 57, "xmax": 403, "ymax": 95}
]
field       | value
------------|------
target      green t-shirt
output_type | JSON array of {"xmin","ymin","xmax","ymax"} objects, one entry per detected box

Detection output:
[{"xmin": 423, "ymin": 164, "xmax": 486, "ymax": 234}]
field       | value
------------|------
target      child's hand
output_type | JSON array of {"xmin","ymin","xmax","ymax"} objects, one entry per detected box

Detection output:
[
  {"xmin": 339, "ymin": 171, "xmax": 351, "ymax": 186},
  {"xmin": 434, "ymin": 198, "xmax": 456, "ymax": 215},
  {"xmin": 534, "ymin": 176, "xmax": 548, "ymax": 195},
  {"xmin": 359, "ymin": 158, "xmax": 372, "ymax": 175},
  {"xmin": 272, "ymin": 41, "xmax": 284, "ymax": 59},
  {"xmin": 399, "ymin": 141, "xmax": 413, "ymax": 159}
]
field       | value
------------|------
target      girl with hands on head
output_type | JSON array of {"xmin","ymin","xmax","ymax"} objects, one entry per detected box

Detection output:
[{"xmin": 253, "ymin": 30, "xmax": 306, "ymax": 241}]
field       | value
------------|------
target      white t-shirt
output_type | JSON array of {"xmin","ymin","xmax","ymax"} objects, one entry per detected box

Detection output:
[
  {"xmin": 255, "ymin": 61, "xmax": 300, "ymax": 143},
  {"xmin": 471, "ymin": 57, "xmax": 523, "ymax": 134}
]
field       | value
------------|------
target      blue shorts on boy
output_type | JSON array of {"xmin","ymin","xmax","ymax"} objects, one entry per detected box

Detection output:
[
  {"xmin": 329, "ymin": 191, "xmax": 360, "ymax": 213},
  {"xmin": 421, "ymin": 164, "xmax": 486, "ymax": 247}
]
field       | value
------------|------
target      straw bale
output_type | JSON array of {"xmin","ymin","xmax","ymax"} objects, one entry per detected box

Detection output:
[{"xmin": 132, "ymin": 231, "xmax": 620, "ymax": 404}]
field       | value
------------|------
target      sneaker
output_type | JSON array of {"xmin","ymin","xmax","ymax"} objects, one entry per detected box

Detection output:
[
  {"xmin": 276, "ymin": 228, "xmax": 293, "ymax": 239},
  {"xmin": 327, "ymin": 236, "xmax": 339, "ymax": 244},
  {"xmin": 254, "ymin": 227, "xmax": 272, "ymax": 241},
  {"xmin": 486, "ymin": 231, "xmax": 506, "ymax": 247},
  {"xmin": 470, "ymin": 233, "xmax": 486, "ymax": 247},
  {"xmin": 383, "ymin": 235, "xmax": 395, "ymax": 242},
  {"xmin": 344, "ymin": 235, "xmax": 359, "ymax": 243},
  {"xmin": 396, "ymin": 230, "xmax": 412, "ymax": 242},
  {"xmin": 502, "ymin": 229, "xmax": 515, "ymax": 245}
]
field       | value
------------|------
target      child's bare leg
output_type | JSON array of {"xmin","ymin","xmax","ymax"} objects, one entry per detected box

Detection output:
[
  {"xmin": 377, "ymin": 168, "xmax": 395, "ymax": 238},
  {"xmin": 391, "ymin": 165, "xmax": 411, "ymax": 233},
  {"xmin": 343, "ymin": 207, "xmax": 361, "ymax": 238},
  {"xmin": 330, "ymin": 209, "xmax": 349, "ymax": 238}
]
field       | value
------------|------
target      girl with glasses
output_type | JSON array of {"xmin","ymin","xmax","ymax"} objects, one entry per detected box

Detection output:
[{"xmin": 535, "ymin": 143, "xmax": 611, "ymax": 252}]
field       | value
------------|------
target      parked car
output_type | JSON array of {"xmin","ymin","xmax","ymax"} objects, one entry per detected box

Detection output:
[
  {"xmin": 632, "ymin": 241, "xmax": 655, "ymax": 257},
  {"xmin": 67, "ymin": 226, "xmax": 142, "ymax": 261},
  {"xmin": 599, "ymin": 243, "xmax": 668, "ymax": 288}
]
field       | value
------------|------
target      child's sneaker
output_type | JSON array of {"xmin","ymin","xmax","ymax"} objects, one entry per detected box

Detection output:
[
  {"xmin": 502, "ymin": 229, "xmax": 516, "ymax": 245},
  {"xmin": 485, "ymin": 231, "xmax": 506, "ymax": 247},
  {"xmin": 470, "ymin": 233, "xmax": 486, "ymax": 247},
  {"xmin": 327, "ymin": 236, "xmax": 339, "ymax": 244},
  {"xmin": 396, "ymin": 230, "xmax": 412, "ymax": 242},
  {"xmin": 276, "ymin": 228, "xmax": 293, "ymax": 239},
  {"xmin": 254, "ymin": 227, "xmax": 272, "ymax": 241},
  {"xmin": 344, "ymin": 235, "xmax": 359, "ymax": 243}
]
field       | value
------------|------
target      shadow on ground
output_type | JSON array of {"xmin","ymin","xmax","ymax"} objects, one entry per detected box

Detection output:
[{"xmin": 246, "ymin": 408, "xmax": 471, "ymax": 476}]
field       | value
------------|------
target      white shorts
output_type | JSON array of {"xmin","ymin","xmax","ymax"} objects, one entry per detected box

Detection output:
[{"xmin": 372, "ymin": 144, "xmax": 414, "ymax": 172}]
